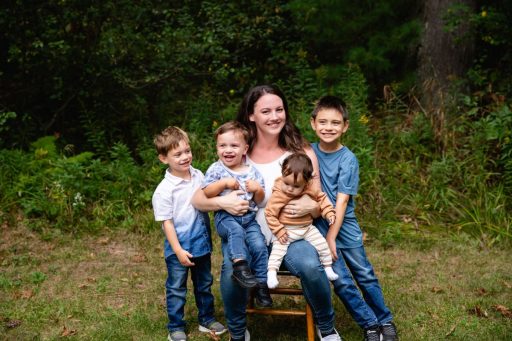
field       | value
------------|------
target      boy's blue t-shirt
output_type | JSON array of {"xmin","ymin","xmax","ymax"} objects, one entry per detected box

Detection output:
[{"xmin": 312, "ymin": 143, "xmax": 363, "ymax": 249}]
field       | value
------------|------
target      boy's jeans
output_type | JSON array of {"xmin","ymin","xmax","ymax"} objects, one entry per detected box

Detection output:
[
  {"xmin": 220, "ymin": 239, "xmax": 335, "ymax": 339},
  {"xmin": 331, "ymin": 246, "xmax": 393, "ymax": 329},
  {"xmin": 165, "ymin": 253, "xmax": 216, "ymax": 333},
  {"xmin": 214, "ymin": 210, "xmax": 268, "ymax": 282}
]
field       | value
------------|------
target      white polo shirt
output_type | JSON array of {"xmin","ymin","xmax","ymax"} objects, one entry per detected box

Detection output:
[{"xmin": 152, "ymin": 166, "xmax": 211, "ymax": 258}]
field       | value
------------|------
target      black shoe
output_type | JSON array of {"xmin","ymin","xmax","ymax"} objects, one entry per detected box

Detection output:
[
  {"xmin": 254, "ymin": 283, "xmax": 273, "ymax": 307},
  {"xmin": 231, "ymin": 261, "xmax": 258, "ymax": 288},
  {"xmin": 363, "ymin": 326, "xmax": 380, "ymax": 341},
  {"xmin": 381, "ymin": 322, "xmax": 398, "ymax": 341}
]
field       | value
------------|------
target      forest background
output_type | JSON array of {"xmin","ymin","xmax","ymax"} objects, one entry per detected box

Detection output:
[{"xmin": 1, "ymin": 0, "xmax": 511, "ymax": 340}]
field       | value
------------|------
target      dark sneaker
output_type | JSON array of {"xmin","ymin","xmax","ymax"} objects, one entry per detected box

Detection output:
[
  {"xmin": 230, "ymin": 329, "xmax": 250, "ymax": 341},
  {"xmin": 254, "ymin": 283, "xmax": 273, "ymax": 307},
  {"xmin": 231, "ymin": 261, "xmax": 258, "ymax": 288},
  {"xmin": 199, "ymin": 321, "xmax": 227, "ymax": 335},
  {"xmin": 381, "ymin": 322, "xmax": 398, "ymax": 341},
  {"xmin": 363, "ymin": 326, "xmax": 380, "ymax": 341},
  {"xmin": 168, "ymin": 331, "xmax": 187, "ymax": 341}
]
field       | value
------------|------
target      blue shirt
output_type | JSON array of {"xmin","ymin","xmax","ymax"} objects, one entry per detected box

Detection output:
[
  {"xmin": 202, "ymin": 160, "xmax": 265, "ymax": 211},
  {"xmin": 152, "ymin": 166, "xmax": 212, "ymax": 259},
  {"xmin": 312, "ymin": 143, "xmax": 363, "ymax": 249}
]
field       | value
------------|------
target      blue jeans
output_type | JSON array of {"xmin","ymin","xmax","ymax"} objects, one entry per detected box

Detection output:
[
  {"xmin": 165, "ymin": 253, "xmax": 216, "ymax": 333},
  {"xmin": 220, "ymin": 239, "xmax": 335, "ymax": 339},
  {"xmin": 215, "ymin": 210, "xmax": 268, "ymax": 282},
  {"xmin": 332, "ymin": 246, "xmax": 393, "ymax": 329}
]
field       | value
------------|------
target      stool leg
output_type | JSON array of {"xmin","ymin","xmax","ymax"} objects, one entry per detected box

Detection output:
[{"xmin": 306, "ymin": 303, "xmax": 315, "ymax": 341}]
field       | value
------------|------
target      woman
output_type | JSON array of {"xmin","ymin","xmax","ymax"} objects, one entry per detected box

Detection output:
[{"xmin": 192, "ymin": 85, "xmax": 341, "ymax": 341}]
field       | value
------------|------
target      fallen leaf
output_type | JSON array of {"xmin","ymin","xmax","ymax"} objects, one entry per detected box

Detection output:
[
  {"xmin": 131, "ymin": 253, "xmax": 147, "ymax": 263},
  {"xmin": 78, "ymin": 283, "xmax": 89, "ymax": 289},
  {"xmin": 61, "ymin": 325, "xmax": 77, "ymax": 337},
  {"xmin": 493, "ymin": 305, "xmax": 512, "ymax": 318},
  {"xmin": 477, "ymin": 288, "xmax": 487, "ymax": 296},
  {"xmin": 5, "ymin": 319, "xmax": 22, "ymax": 328},
  {"xmin": 503, "ymin": 281, "xmax": 512, "ymax": 289},
  {"xmin": 21, "ymin": 289, "xmax": 34, "ymax": 299},
  {"xmin": 468, "ymin": 305, "xmax": 488, "ymax": 318},
  {"xmin": 86, "ymin": 277, "xmax": 96, "ymax": 283},
  {"xmin": 431, "ymin": 286, "xmax": 443, "ymax": 293},
  {"xmin": 401, "ymin": 215, "xmax": 412, "ymax": 223},
  {"xmin": 207, "ymin": 330, "xmax": 221, "ymax": 341},
  {"xmin": 98, "ymin": 237, "xmax": 110, "ymax": 245},
  {"xmin": 445, "ymin": 324, "xmax": 456, "ymax": 337}
]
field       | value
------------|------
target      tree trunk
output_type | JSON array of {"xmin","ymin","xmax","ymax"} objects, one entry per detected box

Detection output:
[{"xmin": 418, "ymin": 0, "xmax": 475, "ymax": 149}]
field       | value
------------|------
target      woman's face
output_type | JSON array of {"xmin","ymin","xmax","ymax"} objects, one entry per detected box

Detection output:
[{"xmin": 249, "ymin": 93, "xmax": 286, "ymax": 137}]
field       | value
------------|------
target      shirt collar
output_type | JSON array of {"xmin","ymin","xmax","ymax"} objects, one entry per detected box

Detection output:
[{"xmin": 164, "ymin": 166, "xmax": 199, "ymax": 185}]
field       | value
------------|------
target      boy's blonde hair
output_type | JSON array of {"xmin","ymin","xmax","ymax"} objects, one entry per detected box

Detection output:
[
  {"xmin": 214, "ymin": 121, "xmax": 250, "ymax": 143},
  {"xmin": 281, "ymin": 153, "xmax": 313, "ymax": 184},
  {"xmin": 154, "ymin": 126, "xmax": 189, "ymax": 155}
]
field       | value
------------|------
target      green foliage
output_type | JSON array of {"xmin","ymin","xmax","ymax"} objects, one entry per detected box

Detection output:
[
  {"xmin": 0, "ymin": 0, "xmax": 304, "ymax": 151},
  {"xmin": 371, "ymin": 84, "xmax": 512, "ymax": 243},
  {"xmin": 286, "ymin": 0, "xmax": 421, "ymax": 93},
  {"xmin": 0, "ymin": 136, "xmax": 158, "ymax": 233}
]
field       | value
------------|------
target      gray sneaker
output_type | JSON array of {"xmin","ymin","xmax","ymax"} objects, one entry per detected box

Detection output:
[
  {"xmin": 168, "ymin": 331, "xmax": 187, "ymax": 341},
  {"xmin": 199, "ymin": 321, "xmax": 227, "ymax": 335}
]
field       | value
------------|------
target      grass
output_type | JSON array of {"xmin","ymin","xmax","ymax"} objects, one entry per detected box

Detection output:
[{"xmin": 1, "ymin": 220, "xmax": 511, "ymax": 340}]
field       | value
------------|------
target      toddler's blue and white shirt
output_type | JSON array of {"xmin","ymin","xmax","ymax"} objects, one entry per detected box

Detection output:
[{"xmin": 202, "ymin": 160, "xmax": 265, "ymax": 211}]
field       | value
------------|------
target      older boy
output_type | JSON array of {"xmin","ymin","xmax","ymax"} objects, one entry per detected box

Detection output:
[
  {"xmin": 152, "ymin": 126, "xmax": 226, "ymax": 341},
  {"xmin": 310, "ymin": 96, "xmax": 398, "ymax": 341}
]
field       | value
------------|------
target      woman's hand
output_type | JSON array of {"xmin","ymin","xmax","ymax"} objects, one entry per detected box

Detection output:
[
  {"xmin": 217, "ymin": 190, "xmax": 250, "ymax": 216},
  {"xmin": 283, "ymin": 194, "xmax": 320, "ymax": 218}
]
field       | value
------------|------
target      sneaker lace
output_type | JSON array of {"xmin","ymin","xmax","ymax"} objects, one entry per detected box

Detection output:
[
  {"xmin": 382, "ymin": 323, "xmax": 397, "ymax": 335},
  {"xmin": 364, "ymin": 329, "xmax": 380, "ymax": 341}
]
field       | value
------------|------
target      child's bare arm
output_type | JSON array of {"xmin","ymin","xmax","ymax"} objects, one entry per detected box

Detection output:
[
  {"xmin": 203, "ymin": 178, "xmax": 239, "ymax": 198},
  {"xmin": 162, "ymin": 220, "xmax": 195, "ymax": 267},
  {"xmin": 326, "ymin": 192, "xmax": 350, "ymax": 260},
  {"xmin": 246, "ymin": 179, "xmax": 265, "ymax": 204}
]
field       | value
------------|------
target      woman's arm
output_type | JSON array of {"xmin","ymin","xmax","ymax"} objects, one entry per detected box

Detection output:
[{"xmin": 191, "ymin": 188, "xmax": 250, "ymax": 216}]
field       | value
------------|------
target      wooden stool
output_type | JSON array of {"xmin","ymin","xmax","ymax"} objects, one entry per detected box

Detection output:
[{"xmin": 246, "ymin": 271, "xmax": 315, "ymax": 341}]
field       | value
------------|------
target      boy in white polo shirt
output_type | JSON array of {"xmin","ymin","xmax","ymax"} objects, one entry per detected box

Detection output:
[{"xmin": 152, "ymin": 126, "xmax": 226, "ymax": 341}]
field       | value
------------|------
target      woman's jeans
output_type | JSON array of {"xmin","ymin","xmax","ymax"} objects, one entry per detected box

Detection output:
[
  {"xmin": 165, "ymin": 253, "xmax": 216, "ymax": 333},
  {"xmin": 331, "ymin": 246, "xmax": 393, "ymax": 329},
  {"xmin": 215, "ymin": 210, "xmax": 268, "ymax": 282},
  {"xmin": 220, "ymin": 239, "xmax": 335, "ymax": 339}
]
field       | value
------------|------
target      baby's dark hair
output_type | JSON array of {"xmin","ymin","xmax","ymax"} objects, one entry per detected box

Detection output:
[
  {"xmin": 281, "ymin": 153, "xmax": 313, "ymax": 184},
  {"xmin": 153, "ymin": 126, "xmax": 189, "ymax": 155},
  {"xmin": 214, "ymin": 121, "xmax": 250, "ymax": 144},
  {"xmin": 311, "ymin": 95, "xmax": 349, "ymax": 121}
]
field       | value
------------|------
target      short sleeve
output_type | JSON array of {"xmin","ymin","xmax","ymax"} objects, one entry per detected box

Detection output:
[
  {"xmin": 337, "ymin": 155, "xmax": 359, "ymax": 196},
  {"xmin": 252, "ymin": 167, "xmax": 266, "ymax": 192},
  {"xmin": 152, "ymin": 191, "xmax": 174, "ymax": 222},
  {"xmin": 201, "ymin": 162, "xmax": 221, "ymax": 189}
]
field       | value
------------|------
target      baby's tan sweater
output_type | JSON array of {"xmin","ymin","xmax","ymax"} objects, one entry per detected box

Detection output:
[{"xmin": 265, "ymin": 177, "xmax": 336, "ymax": 238}]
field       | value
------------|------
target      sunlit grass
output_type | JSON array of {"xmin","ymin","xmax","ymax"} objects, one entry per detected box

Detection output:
[{"xmin": 1, "ymin": 222, "xmax": 511, "ymax": 340}]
